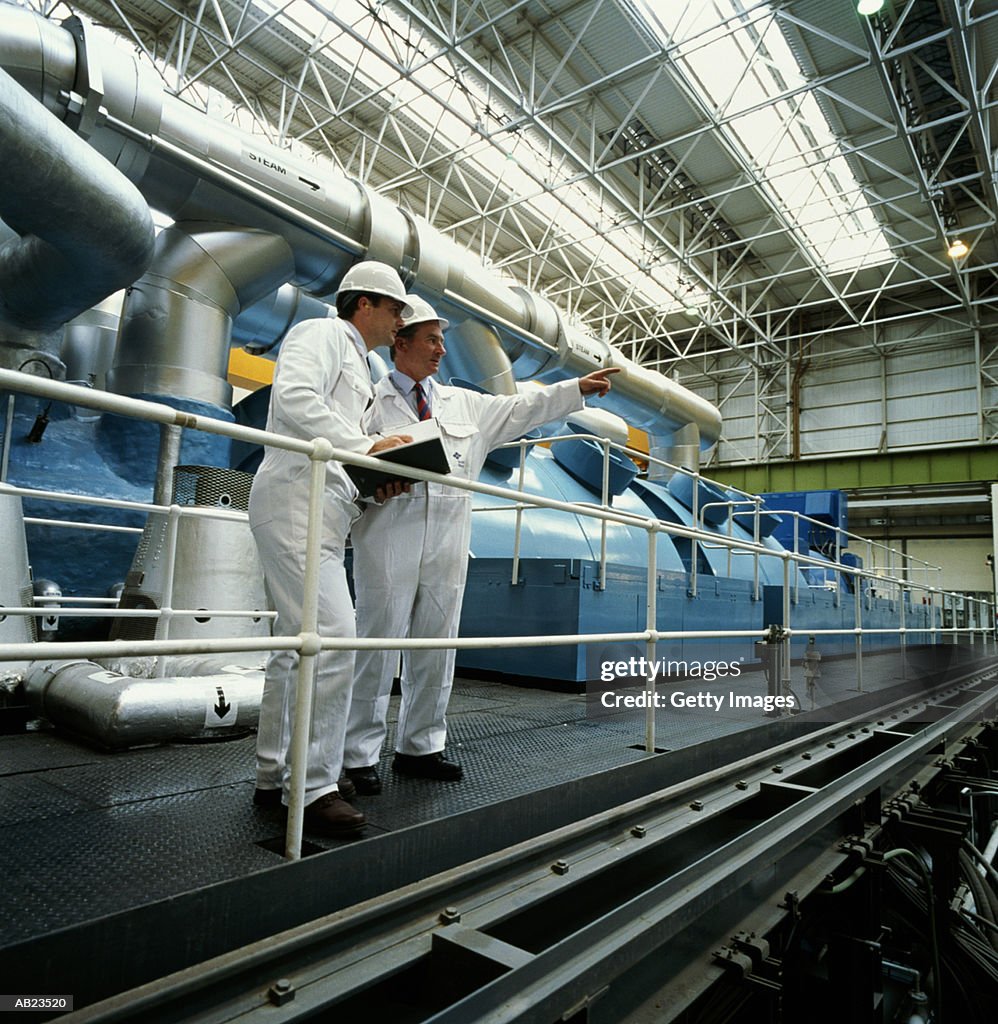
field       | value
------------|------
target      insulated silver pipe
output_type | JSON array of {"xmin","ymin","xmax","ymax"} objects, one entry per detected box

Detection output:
[
  {"xmin": 0, "ymin": 63, "xmax": 154, "ymax": 334},
  {"xmin": 23, "ymin": 659, "xmax": 262, "ymax": 748},
  {"xmin": 0, "ymin": 7, "xmax": 721, "ymax": 444},
  {"xmin": 61, "ymin": 292, "xmax": 123, "ymax": 395},
  {"xmin": 439, "ymin": 319, "xmax": 519, "ymax": 395},
  {"xmin": 109, "ymin": 223, "xmax": 295, "ymax": 407},
  {"xmin": 649, "ymin": 421, "xmax": 702, "ymax": 480},
  {"xmin": 232, "ymin": 284, "xmax": 335, "ymax": 355}
]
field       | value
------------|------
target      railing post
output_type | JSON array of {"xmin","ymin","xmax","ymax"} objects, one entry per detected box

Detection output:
[
  {"xmin": 285, "ymin": 439, "xmax": 333, "ymax": 862},
  {"xmin": 599, "ymin": 438, "xmax": 610, "ymax": 591},
  {"xmin": 645, "ymin": 524, "xmax": 658, "ymax": 755},
  {"xmin": 689, "ymin": 472, "xmax": 699, "ymax": 598},
  {"xmin": 725, "ymin": 502, "xmax": 734, "ymax": 579},
  {"xmin": 511, "ymin": 442, "xmax": 527, "ymax": 587},
  {"xmin": 899, "ymin": 580, "xmax": 907, "ymax": 680},
  {"xmin": 752, "ymin": 498, "xmax": 760, "ymax": 602},
  {"xmin": 781, "ymin": 555, "xmax": 792, "ymax": 700},
  {"xmin": 855, "ymin": 566, "xmax": 864, "ymax": 693},
  {"xmin": 1, "ymin": 394, "xmax": 15, "ymax": 482},
  {"xmin": 154, "ymin": 504, "xmax": 182, "ymax": 678},
  {"xmin": 793, "ymin": 513, "xmax": 800, "ymax": 605}
]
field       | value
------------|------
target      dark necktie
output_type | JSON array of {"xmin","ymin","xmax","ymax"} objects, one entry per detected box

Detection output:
[{"xmin": 413, "ymin": 381, "xmax": 431, "ymax": 421}]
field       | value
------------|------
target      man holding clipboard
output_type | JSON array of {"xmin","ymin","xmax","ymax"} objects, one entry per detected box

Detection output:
[
  {"xmin": 344, "ymin": 296, "xmax": 619, "ymax": 793},
  {"xmin": 248, "ymin": 261, "xmax": 414, "ymax": 836}
]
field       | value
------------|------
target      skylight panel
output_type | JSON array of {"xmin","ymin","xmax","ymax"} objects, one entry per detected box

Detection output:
[
  {"xmin": 96, "ymin": 0, "xmax": 701, "ymax": 321},
  {"xmin": 254, "ymin": 0, "xmax": 696, "ymax": 316},
  {"xmin": 635, "ymin": 0, "xmax": 893, "ymax": 274}
]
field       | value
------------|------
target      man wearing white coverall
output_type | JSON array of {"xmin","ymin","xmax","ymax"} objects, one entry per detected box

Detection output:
[
  {"xmin": 343, "ymin": 296, "xmax": 619, "ymax": 793},
  {"xmin": 248, "ymin": 261, "xmax": 414, "ymax": 837}
]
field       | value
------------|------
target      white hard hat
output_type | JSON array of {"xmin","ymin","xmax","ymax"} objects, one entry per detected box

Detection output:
[
  {"xmin": 402, "ymin": 294, "xmax": 449, "ymax": 331},
  {"xmin": 336, "ymin": 261, "xmax": 413, "ymax": 315}
]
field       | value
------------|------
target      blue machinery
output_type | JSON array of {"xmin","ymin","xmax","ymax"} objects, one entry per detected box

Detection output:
[{"xmin": 458, "ymin": 445, "xmax": 935, "ymax": 683}]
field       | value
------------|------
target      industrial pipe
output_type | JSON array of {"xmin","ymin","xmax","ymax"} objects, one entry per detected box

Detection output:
[
  {"xmin": 0, "ymin": 7, "xmax": 721, "ymax": 448},
  {"xmin": 23, "ymin": 659, "xmax": 262, "ymax": 749},
  {"xmin": 0, "ymin": 63, "xmax": 155, "ymax": 336},
  {"xmin": 108, "ymin": 222, "xmax": 295, "ymax": 409}
]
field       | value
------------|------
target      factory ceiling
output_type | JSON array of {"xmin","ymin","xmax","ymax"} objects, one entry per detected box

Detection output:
[{"xmin": 16, "ymin": 0, "xmax": 998, "ymax": 381}]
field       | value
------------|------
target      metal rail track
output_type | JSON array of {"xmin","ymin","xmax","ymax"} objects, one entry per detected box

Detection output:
[{"xmin": 49, "ymin": 657, "xmax": 998, "ymax": 1024}]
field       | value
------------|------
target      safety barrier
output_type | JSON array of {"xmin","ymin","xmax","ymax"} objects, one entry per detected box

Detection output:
[{"xmin": 0, "ymin": 367, "xmax": 994, "ymax": 858}]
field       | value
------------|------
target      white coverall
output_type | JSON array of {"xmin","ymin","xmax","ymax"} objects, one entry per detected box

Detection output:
[
  {"xmin": 344, "ymin": 375, "xmax": 584, "ymax": 766},
  {"xmin": 249, "ymin": 317, "xmax": 379, "ymax": 804}
]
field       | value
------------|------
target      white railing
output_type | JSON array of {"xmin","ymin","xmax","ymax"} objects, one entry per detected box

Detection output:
[{"xmin": 0, "ymin": 367, "xmax": 994, "ymax": 859}]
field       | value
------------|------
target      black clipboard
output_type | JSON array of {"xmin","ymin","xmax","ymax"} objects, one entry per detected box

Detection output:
[{"xmin": 346, "ymin": 420, "xmax": 451, "ymax": 497}]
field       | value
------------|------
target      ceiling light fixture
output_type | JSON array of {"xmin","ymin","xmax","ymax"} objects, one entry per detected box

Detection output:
[
  {"xmin": 947, "ymin": 238, "xmax": 969, "ymax": 259},
  {"xmin": 857, "ymin": 0, "xmax": 885, "ymax": 15}
]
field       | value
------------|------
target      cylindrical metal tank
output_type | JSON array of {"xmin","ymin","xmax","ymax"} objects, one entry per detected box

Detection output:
[
  {"xmin": 0, "ymin": 486, "xmax": 35, "ymax": 653},
  {"xmin": 111, "ymin": 465, "xmax": 270, "ymax": 642}
]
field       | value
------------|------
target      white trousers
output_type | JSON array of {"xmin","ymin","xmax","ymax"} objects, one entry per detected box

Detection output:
[
  {"xmin": 252, "ymin": 501, "xmax": 356, "ymax": 803},
  {"xmin": 344, "ymin": 496, "xmax": 469, "ymax": 767}
]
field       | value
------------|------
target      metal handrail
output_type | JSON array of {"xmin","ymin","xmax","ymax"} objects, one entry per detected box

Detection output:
[{"xmin": 1, "ymin": 367, "xmax": 994, "ymax": 859}]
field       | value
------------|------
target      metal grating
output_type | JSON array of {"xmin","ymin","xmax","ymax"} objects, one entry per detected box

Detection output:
[
  {"xmin": 173, "ymin": 465, "xmax": 254, "ymax": 510},
  {"xmin": 0, "ymin": 657, "xmax": 948, "ymax": 947}
]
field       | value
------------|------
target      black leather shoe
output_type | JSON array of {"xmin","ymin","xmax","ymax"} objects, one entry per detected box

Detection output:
[
  {"xmin": 253, "ymin": 786, "xmax": 281, "ymax": 807},
  {"xmin": 344, "ymin": 765, "xmax": 382, "ymax": 795},
  {"xmin": 302, "ymin": 792, "xmax": 366, "ymax": 836},
  {"xmin": 255, "ymin": 777, "xmax": 356, "ymax": 804},
  {"xmin": 392, "ymin": 751, "xmax": 463, "ymax": 781}
]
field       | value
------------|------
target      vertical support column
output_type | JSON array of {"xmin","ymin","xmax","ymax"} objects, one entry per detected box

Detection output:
[
  {"xmin": 645, "ymin": 525, "xmax": 658, "ymax": 754},
  {"xmin": 991, "ymin": 483, "xmax": 998, "ymax": 640},
  {"xmin": 153, "ymin": 504, "xmax": 181, "ymax": 678},
  {"xmin": 285, "ymin": 439, "xmax": 333, "ymax": 862},
  {"xmin": 855, "ymin": 568, "xmax": 864, "ymax": 693}
]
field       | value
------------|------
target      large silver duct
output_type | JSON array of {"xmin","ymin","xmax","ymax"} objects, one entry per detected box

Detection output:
[
  {"xmin": 440, "ymin": 320, "xmax": 519, "ymax": 396},
  {"xmin": 650, "ymin": 421, "xmax": 703, "ymax": 481},
  {"xmin": 0, "ymin": 7, "xmax": 721, "ymax": 451},
  {"xmin": 23, "ymin": 659, "xmax": 262, "ymax": 749},
  {"xmin": 0, "ymin": 62, "xmax": 155, "ymax": 345},
  {"xmin": 566, "ymin": 406, "xmax": 631, "ymax": 447},
  {"xmin": 0, "ymin": 483, "xmax": 264, "ymax": 749},
  {"xmin": 20, "ymin": 462, "xmax": 269, "ymax": 748},
  {"xmin": 232, "ymin": 284, "xmax": 336, "ymax": 356},
  {"xmin": 61, "ymin": 292, "xmax": 123, "ymax": 394},
  {"xmin": 109, "ymin": 223, "xmax": 295, "ymax": 408},
  {"xmin": 0, "ymin": 489, "xmax": 33, "ymax": 723}
]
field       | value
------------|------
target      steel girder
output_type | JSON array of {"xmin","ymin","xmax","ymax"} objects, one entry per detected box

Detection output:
[{"xmin": 10, "ymin": 0, "xmax": 998, "ymax": 464}]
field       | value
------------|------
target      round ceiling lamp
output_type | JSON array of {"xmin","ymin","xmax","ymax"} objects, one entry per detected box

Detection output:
[{"xmin": 857, "ymin": 0, "xmax": 885, "ymax": 15}]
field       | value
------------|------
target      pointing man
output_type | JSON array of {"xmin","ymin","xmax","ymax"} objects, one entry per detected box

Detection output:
[
  {"xmin": 343, "ymin": 295, "xmax": 619, "ymax": 793},
  {"xmin": 249, "ymin": 261, "xmax": 413, "ymax": 836}
]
